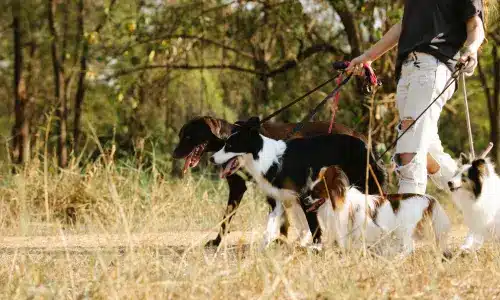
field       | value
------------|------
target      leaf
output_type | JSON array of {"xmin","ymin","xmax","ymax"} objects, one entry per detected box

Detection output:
[{"xmin": 148, "ymin": 50, "xmax": 155, "ymax": 63}]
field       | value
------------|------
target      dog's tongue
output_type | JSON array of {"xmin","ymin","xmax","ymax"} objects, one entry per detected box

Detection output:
[
  {"xmin": 182, "ymin": 144, "xmax": 206, "ymax": 174},
  {"xmin": 183, "ymin": 152, "xmax": 193, "ymax": 174},
  {"xmin": 220, "ymin": 158, "xmax": 240, "ymax": 178}
]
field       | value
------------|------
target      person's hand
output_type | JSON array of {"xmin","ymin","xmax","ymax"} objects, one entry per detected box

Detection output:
[
  {"xmin": 458, "ymin": 46, "xmax": 478, "ymax": 77},
  {"xmin": 346, "ymin": 53, "xmax": 372, "ymax": 76}
]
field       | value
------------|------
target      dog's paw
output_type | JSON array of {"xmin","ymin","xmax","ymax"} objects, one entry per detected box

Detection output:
[
  {"xmin": 442, "ymin": 250, "xmax": 453, "ymax": 261},
  {"xmin": 204, "ymin": 238, "xmax": 221, "ymax": 248},
  {"xmin": 459, "ymin": 248, "xmax": 475, "ymax": 258},
  {"xmin": 308, "ymin": 243, "xmax": 324, "ymax": 254}
]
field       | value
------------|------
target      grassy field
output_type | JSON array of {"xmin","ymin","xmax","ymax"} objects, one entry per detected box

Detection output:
[{"xmin": 1, "ymin": 159, "xmax": 500, "ymax": 299}]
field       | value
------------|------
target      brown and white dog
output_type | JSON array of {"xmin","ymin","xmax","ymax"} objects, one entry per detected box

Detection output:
[
  {"xmin": 172, "ymin": 116, "xmax": 366, "ymax": 247},
  {"xmin": 305, "ymin": 166, "xmax": 451, "ymax": 257}
]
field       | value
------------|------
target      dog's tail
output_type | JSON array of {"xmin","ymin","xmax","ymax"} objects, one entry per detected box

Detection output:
[
  {"xmin": 251, "ymin": 172, "xmax": 298, "ymax": 207},
  {"xmin": 427, "ymin": 198, "xmax": 451, "ymax": 252}
]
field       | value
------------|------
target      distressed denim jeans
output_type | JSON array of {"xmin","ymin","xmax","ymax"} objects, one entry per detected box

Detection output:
[{"xmin": 395, "ymin": 52, "xmax": 457, "ymax": 194}]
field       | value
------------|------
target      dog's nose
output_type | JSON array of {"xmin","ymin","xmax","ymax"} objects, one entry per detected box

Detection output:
[
  {"xmin": 447, "ymin": 181, "xmax": 454, "ymax": 189},
  {"xmin": 209, "ymin": 156, "xmax": 215, "ymax": 164}
]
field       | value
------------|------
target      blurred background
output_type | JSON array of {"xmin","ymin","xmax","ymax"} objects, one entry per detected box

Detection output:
[{"xmin": 0, "ymin": 0, "xmax": 498, "ymax": 176}]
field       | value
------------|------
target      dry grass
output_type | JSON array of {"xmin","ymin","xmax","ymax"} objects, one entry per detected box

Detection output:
[{"xmin": 1, "ymin": 159, "xmax": 500, "ymax": 299}]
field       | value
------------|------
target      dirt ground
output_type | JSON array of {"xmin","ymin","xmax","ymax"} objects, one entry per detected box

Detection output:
[{"xmin": 0, "ymin": 226, "xmax": 470, "ymax": 253}]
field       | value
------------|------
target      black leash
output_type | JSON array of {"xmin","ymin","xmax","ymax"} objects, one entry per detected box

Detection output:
[
  {"xmin": 260, "ymin": 74, "xmax": 343, "ymax": 124},
  {"xmin": 286, "ymin": 74, "xmax": 353, "ymax": 139},
  {"xmin": 259, "ymin": 62, "xmax": 379, "ymax": 129},
  {"xmin": 377, "ymin": 65, "xmax": 464, "ymax": 161}
]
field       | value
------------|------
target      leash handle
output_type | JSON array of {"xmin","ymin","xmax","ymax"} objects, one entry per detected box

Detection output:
[
  {"xmin": 287, "ymin": 74, "xmax": 353, "ymax": 139},
  {"xmin": 332, "ymin": 61, "xmax": 380, "ymax": 87},
  {"xmin": 363, "ymin": 63, "xmax": 379, "ymax": 86}
]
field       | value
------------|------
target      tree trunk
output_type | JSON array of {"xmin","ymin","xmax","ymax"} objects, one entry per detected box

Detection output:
[
  {"xmin": 48, "ymin": 0, "xmax": 68, "ymax": 168},
  {"xmin": 252, "ymin": 57, "xmax": 269, "ymax": 116},
  {"xmin": 477, "ymin": 45, "xmax": 500, "ymax": 166},
  {"xmin": 328, "ymin": 0, "xmax": 362, "ymax": 58},
  {"xmin": 11, "ymin": 0, "xmax": 30, "ymax": 165},
  {"xmin": 73, "ymin": 0, "xmax": 86, "ymax": 153},
  {"xmin": 492, "ymin": 45, "xmax": 500, "ymax": 166}
]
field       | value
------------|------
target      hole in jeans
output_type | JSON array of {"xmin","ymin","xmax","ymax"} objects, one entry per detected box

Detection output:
[{"xmin": 394, "ymin": 152, "xmax": 417, "ymax": 167}]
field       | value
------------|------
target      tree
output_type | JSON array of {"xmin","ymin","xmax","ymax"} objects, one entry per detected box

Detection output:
[
  {"xmin": 48, "ymin": 0, "xmax": 68, "ymax": 168},
  {"xmin": 477, "ymin": 41, "xmax": 500, "ymax": 166},
  {"xmin": 11, "ymin": 0, "xmax": 30, "ymax": 165}
]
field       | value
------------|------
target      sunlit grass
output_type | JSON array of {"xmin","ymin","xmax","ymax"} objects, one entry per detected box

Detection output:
[{"xmin": 0, "ymin": 156, "xmax": 499, "ymax": 299}]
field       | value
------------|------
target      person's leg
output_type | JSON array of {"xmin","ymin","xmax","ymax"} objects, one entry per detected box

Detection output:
[
  {"xmin": 427, "ymin": 133, "xmax": 459, "ymax": 189},
  {"xmin": 394, "ymin": 53, "xmax": 453, "ymax": 194},
  {"xmin": 424, "ymin": 63, "xmax": 458, "ymax": 189}
]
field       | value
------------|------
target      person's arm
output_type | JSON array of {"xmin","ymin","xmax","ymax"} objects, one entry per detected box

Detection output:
[
  {"xmin": 459, "ymin": 15, "xmax": 485, "ymax": 75},
  {"xmin": 347, "ymin": 21, "xmax": 402, "ymax": 74}
]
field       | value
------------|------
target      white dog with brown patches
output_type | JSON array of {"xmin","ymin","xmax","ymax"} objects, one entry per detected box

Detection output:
[
  {"xmin": 306, "ymin": 166, "xmax": 451, "ymax": 257},
  {"xmin": 448, "ymin": 157, "xmax": 500, "ymax": 251}
]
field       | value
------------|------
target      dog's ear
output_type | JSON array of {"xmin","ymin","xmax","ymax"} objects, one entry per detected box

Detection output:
[
  {"xmin": 231, "ymin": 120, "xmax": 246, "ymax": 134},
  {"xmin": 234, "ymin": 120, "xmax": 245, "ymax": 127},
  {"xmin": 472, "ymin": 158, "xmax": 489, "ymax": 177},
  {"xmin": 204, "ymin": 117, "xmax": 221, "ymax": 137},
  {"xmin": 318, "ymin": 167, "xmax": 328, "ymax": 181},
  {"xmin": 458, "ymin": 153, "xmax": 469, "ymax": 166},
  {"xmin": 246, "ymin": 116, "xmax": 261, "ymax": 129}
]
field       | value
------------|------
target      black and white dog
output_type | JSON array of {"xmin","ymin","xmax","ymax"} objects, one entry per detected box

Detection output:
[
  {"xmin": 210, "ymin": 117, "xmax": 387, "ymax": 247},
  {"xmin": 448, "ymin": 157, "xmax": 500, "ymax": 251}
]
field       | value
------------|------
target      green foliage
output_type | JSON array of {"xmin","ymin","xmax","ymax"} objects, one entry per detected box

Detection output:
[{"xmin": 0, "ymin": 0, "xmax": 498, "ymax": 171}]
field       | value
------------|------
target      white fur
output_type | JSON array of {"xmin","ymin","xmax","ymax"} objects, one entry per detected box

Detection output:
[
  {"xmin": 319, "ymin": 187, "xmax": 450, "ymax": 256},
  {"xmin": 211, "ymin": 145, "xmax": 240, "ymax": 165},
  {"xmin": 211, "ymin": 134, "xmax": 286, "ymax": 172},
  {"xmin": 254, "ymin": 135, "xmax": 287, "ymax": 174},
  {"xmin": 263, "ymin": 198, "xmax": 285, "ymax": 248},
  {"xmin": 449, "ymin": 160, "xmax": 500, "ymax": 251},
  {"xmin": 238, "ymin": 154, "xmax": 313, "ymax": 248},
  {"xmin": 316, "ymin": 200, "xmax": 337, "ymax": 247}
]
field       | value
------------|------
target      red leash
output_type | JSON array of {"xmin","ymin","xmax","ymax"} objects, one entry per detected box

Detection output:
[
  {"xmin": 327, "ymin": 62, "xmax": 378, "ymax": 134},
  {"xmin": 328, "ymin": 74, "xmax": 343, "ymax": 134}
]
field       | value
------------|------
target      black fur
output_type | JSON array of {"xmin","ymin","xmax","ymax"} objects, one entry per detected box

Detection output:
[
  {"xmin": 468, "ymin": 159, "xmax": 488, "ymax": 198},
  {"xmin": 173, "ymin": 117, "xmax": 226, "ymax": 159},
  {"xmin": 225, "ymin": 124, "xmax": 385, "ymax": 196}
]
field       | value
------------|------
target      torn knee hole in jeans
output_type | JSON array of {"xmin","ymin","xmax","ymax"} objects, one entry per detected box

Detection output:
[
  {"xmin": 397, "ymin": 117, "xmax": 417, "ymax": 134},
  {"xmin": 393, "ymin": 153, "xmax": 426, "ymax": 183},
  {"xmin": 393, "ymin": 152, "xmax": 416, "ymax": 167}
]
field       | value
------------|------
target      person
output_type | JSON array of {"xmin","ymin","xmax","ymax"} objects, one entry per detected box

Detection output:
[{"xmin": 347, "ymin": 0, "xmax": 488, "ymax": 194}]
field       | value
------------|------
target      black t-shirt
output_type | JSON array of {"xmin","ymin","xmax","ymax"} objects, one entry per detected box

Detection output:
[{"xmin": 396, "ymin": 0, "xmax": 483, "ymax": 80}]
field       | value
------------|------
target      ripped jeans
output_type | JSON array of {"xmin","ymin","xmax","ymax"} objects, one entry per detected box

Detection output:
[{"xmin": 395, "ymin": 52, "xmax": 457, "ymax": 194}]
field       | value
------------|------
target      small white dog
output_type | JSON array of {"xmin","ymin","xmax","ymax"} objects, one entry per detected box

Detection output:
[
  {"xmin": 306, "ymin": 166, "xmax": 451, "ymax": 257},
  {"xmin": 448, "ymin": 157, "xmax": 500, "ymax": 251}
]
